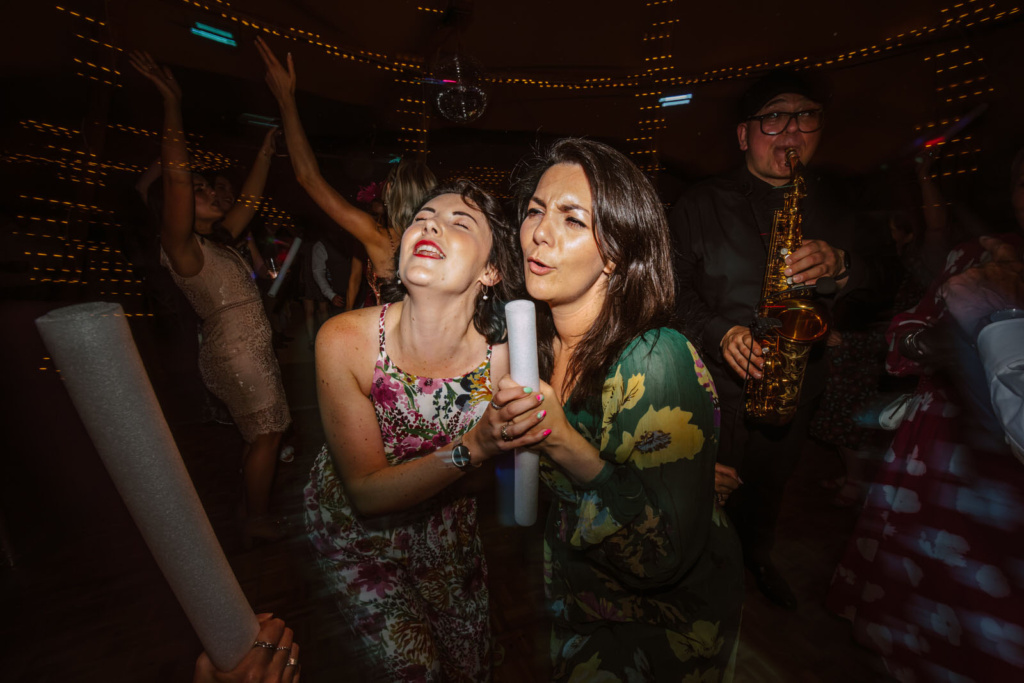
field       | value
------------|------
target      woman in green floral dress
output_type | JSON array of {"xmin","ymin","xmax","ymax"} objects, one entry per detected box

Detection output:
[{"xmin": 486, "ymin": 139, "xmax": 745, "ymax": 681}]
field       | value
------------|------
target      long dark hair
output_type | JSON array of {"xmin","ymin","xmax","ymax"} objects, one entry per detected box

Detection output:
[
  {"xmin": 515, "ymin": 138, "xmax": 676, "ymax": 409},
  {"xmin": 379, "ymin": 179, "xmax": 524, "ymax": 345}
]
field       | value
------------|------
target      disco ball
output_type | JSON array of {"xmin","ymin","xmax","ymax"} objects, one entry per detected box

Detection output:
[
  {"xmin": 431, "ymin": 53, "xmax": 487, "ymax": 124},
  {"xmin": 436, "ymin": 84, "xmax": 487, "ymax": 124}
]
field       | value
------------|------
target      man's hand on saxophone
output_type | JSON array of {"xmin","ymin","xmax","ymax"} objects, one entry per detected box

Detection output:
[
  {"xmin": 721, "ymin": 325, "xmax": 764, "ymax": 380},
  {"xmin": 784, "ymin": 239, "xmax": 848, "ymax": 288}
]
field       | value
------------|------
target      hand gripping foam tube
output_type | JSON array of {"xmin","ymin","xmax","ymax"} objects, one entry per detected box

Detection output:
[
  {"xmin": 268, "ymin": 236, "xmax": 302, "ymax": 297},
  {"xmin": 35, "ymin": 302, "xmax": 259, "ymax": 671},
  {"xmin": 505, "ymin": 300, "xmax": 540, "ymax": 526}
]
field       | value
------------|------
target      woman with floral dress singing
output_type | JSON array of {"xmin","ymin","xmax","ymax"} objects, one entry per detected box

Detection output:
[
  {"xmin": 304, "ymin": 180, "xmax": 533, "ymax": 681},
  {"xmin": 486, "ymin": 139, "xmax": 744, "ymax": 681}
]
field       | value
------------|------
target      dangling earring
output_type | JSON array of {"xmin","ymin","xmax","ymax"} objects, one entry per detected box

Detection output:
[
  {"xmin": 396, "ymin": 273, "xmax": 402, "ymax": 285},
  {"xmin": 482, "ymin": 285, "xmax": 490, "ymax": 301}
]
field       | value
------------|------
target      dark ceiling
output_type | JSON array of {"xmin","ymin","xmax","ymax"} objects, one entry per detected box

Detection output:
[{"xmin": 2, "ymin": 0, "xmax": 1023, "ymax": 206}]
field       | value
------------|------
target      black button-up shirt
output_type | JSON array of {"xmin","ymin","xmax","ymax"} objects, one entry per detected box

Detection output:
[{"xmin": 670, "ymin": 164, "xmax": 885, "ymax": 409}]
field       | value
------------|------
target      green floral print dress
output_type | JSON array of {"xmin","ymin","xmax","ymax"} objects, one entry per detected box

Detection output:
[{"xmin": 541, "ymin": 328, "xmax": 744, "ymax": 682}]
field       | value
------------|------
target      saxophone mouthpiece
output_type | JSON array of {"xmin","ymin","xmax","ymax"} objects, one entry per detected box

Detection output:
[{"xmin": 786, "ymin": 148, "xmax": 802, "ymax": 171}]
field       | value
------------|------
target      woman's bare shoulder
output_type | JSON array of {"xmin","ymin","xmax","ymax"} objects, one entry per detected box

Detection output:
[{"xmin": 315, "ymin": 307, "xmax": 382, "ymax": 379}]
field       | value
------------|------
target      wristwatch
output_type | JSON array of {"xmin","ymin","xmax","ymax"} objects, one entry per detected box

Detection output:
[{"xmin": 450, "ymin": 442, "xmax": 477, "ymax": 471}]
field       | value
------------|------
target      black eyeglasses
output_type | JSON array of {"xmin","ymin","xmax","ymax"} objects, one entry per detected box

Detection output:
[{"xmin": 746, "ymin": 109, "xmax": 824, "ymax": 136}]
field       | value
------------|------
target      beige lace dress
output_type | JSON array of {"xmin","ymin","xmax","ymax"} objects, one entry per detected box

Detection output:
[{"xmin": 162, "ymin": 235, "xmax": 290, "ymax": 441}]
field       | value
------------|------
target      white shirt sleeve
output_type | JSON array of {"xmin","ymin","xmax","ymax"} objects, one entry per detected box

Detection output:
[
  {"xmin": 976, "ymin": 317, "xmax": 1024, "ymax": 463},
  {"xmin": 311, "ymin": 241, "xmax": 336, "ymax": 300}
]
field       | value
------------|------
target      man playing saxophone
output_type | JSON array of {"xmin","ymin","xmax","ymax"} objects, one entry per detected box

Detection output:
[{"xmin": 670, "ymin": 70, "xmax": 883, "ymax": 609}]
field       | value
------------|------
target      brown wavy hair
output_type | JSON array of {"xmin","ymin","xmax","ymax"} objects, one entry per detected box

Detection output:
[
  {"xmin": 515, "ymin": 138, "xmax": 676, "ymax": 409},
  {"xmin": 380, "ymin": 179, "xmax": 524, "ymax": 345}
]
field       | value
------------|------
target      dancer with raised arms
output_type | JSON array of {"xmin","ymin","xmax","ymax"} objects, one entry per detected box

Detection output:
[
  {"xmin": 256, "ymin": 38, "xmax": 436, "ymax": 302},
  {"xmin": 130, "ymin": 51, "xmax": 292, "ymax": 545}
]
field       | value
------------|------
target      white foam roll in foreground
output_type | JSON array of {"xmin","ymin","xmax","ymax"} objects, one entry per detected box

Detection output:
[
  {"xmin": 268, "ymin": 236, "xmax": 302, "ymax": 297},
  {"xmin": 505, "ymin": 299, "xmax": 540, "ymax": 526},
  {"xmin": 35, "ymin": 302, "xmax": 259, "ymax": 671}
]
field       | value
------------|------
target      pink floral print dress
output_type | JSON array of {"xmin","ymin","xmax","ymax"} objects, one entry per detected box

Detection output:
[{"xmin": 305, "ymin": 304, "xmax": 492, "ymax": 682}]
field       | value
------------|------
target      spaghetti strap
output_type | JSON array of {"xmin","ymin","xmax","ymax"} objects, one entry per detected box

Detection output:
[{"xmin": 377, "ymin": 303, "xmax": 390, "ymax": 353}]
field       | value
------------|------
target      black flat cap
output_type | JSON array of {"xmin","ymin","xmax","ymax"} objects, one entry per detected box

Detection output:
[{"xmin": 737, "ymin": 69, "xmax": 829, "ymax": 122}]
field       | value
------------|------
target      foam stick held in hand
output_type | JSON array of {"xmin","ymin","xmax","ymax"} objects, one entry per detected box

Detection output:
[
  {"xmin": 505, "ymin": 300, "xmax": 540, "ymax": 526},
  {"xmin": 35, "ymin": 302, "xmax": 259, "ymax": 671},
  {"xmin": 268, "ymin": 236, "xmax": 302, "ymax": 297}
]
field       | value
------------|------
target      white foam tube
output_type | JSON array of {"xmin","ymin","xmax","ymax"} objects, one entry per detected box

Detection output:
[
  {"xmin": 505, "ymin": 300, "xmax": 540, "ymax": 526},
  {"xmin": 35, "ymin": 302, "xmax": 259, "ymax": 671},
  {"xmin": 268, "ymin": 236, "xmax": 302, "ymax": 297}
]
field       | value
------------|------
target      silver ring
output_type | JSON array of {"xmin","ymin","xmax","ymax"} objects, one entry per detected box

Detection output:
[
  {"xmin": 286, "ymin": 658, "xmax": 298, "ymax": 667},
  {"xmin": 500, "ymin": 422, "xmax": 513, "ymax": 442},
  {"xmin": 275, "ymin": 646, "xmax": 290, "ymax": 652},
  {"xmin": 253, "ymin": 640, "xmax": 276, "ymax": 650},
  {"xmin": 490, "ymin": 398, "xmax": 506, "ymax": 410}
]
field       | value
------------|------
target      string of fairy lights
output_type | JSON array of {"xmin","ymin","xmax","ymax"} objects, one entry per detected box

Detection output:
[
  {"xmin": 444, "ymin": 165, "xmax": 513, "ymax": 200},
  {"xmin": 11, "ymin": 120, "xmax": 237, "ymax": 184},
  {"xmin": 627, "ymin": 0, "xmax": 677, "ymax": 175},
  {"xmin": 152, "ymin": 0, "xmax": 1018, "ymax": 180},
  {"xmin": 8, "ymin": 0, "xmax": 1021, "ymax": 313},
  {"xmin": 11, "ymin": 1, "xmax": 266, "ymax": 312},
  {"xmin": 12, "ymin": 192, "xmax": 133, "ymax": 295},
  {"xmin": 51, "ymin": 0, "xmax": 1023, "ymax": 96},
  {"xmin": 910, "ymin": 40, "xmax": 991, "ymax": 190}
]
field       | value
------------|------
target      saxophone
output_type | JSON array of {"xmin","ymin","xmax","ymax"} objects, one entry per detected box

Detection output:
[{"xmin": 744, "ymin": 148, "xmax": 829, "ymax": 425}]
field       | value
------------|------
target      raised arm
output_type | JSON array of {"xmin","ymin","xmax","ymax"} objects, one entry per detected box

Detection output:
[
  {"xmin": 247, "ymin": 233, "xmax": 268, "ymax": 277},
  {"xmin": 129, "ymin": 51, "xmax": 202, "ymax": 277},
  {"xmin": 254, "ymin": 38, "xmax": 393, "ymax": 273},
  {"xmin": 346, "ymin": 257, "xmax": 363, "ymax": 311},
  {"xmin": 220, "ymin": 127, "xmax": 278, "ymax": 239},
  {"xmin": 135, "ymin": 157, "xmax": 162, "ymax": 204}
]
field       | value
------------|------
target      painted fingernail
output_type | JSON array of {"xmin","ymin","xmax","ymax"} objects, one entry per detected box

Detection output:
[
  {"xmin": 542, "ymin": 429, "xmax": 552, "ymax": 437},
  {"xmin": 537, "ymin": 410, "xmax": 547, "ymax": 419},
  {"xmin": 523, "ymin": 387, "xmax": 533, "ymax": 393},
  {"xmin": 536, "ymin": 394, "xmax": 544, "ymax": 402}
]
